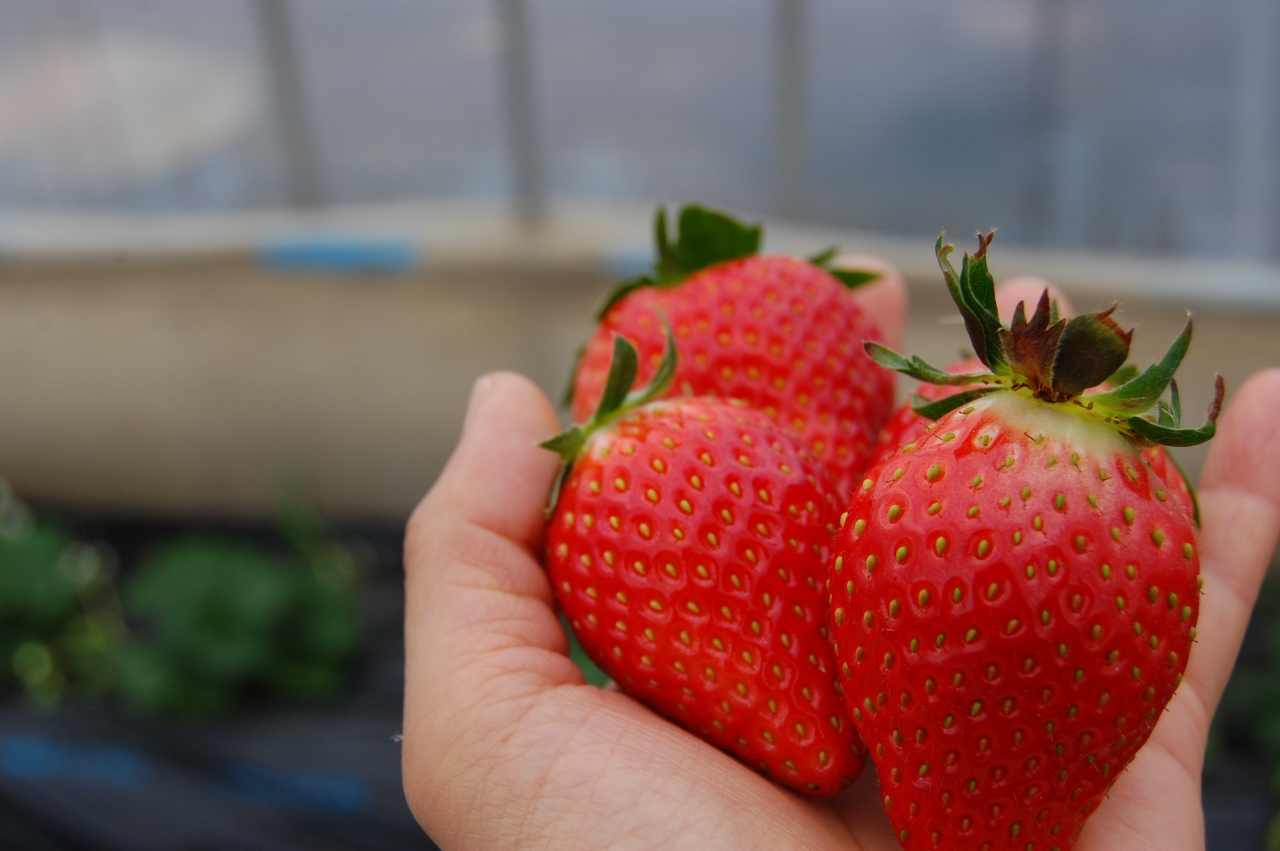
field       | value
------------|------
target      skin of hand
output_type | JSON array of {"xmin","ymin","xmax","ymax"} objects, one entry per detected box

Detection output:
[{"xmin": 402, "ymin": 265, "xmax": 1280, "ymax": 851}]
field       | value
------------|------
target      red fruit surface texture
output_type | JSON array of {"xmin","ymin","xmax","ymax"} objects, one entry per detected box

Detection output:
[
  {"xmin": 572, "ymin": 255, "xmax": 893, "ymax": 500},
  {"xmin": 830, "ymin": 393, "xmax": 1200, "ymax": 850},
  {"xmin": 546, "ymin": 398, "xmax": 865, "ymax": 795},
  {"xmin": 872, "ymin": 358, "xmax": 1196, "ymax": 521}
]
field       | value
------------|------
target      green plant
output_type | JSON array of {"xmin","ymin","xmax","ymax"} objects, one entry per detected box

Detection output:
[
  {"xmin": 0, "ymin": 481, "xmax": 363, "ymax": 717},
  {"xmin": 115, "ymin": 498, "xmax": 363, "ymax": 717},
  {"xmin": 0, "ymin": 482, "xmax": 124, "ymax": 707}
]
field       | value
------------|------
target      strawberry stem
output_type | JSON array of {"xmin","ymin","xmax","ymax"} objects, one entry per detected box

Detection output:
[
  {"xmin": 868, "ymin": 233, "xmax": 1223, "ymax": 449},
  {"xmin": 591, "ymin": 203, "xmax": 875, "ymax": 324},
  {"xmin": 592, "ymin": 205, "xmax": 761, "ymax": 320},
  {"xmin": 541, "ymin": 322, "xmax": 678, "ymax": 513}
]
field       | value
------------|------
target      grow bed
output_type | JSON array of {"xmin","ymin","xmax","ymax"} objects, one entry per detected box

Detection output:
[{"xmin": 0, "ymin": 516, "xmax": 437, "ymax": 851}]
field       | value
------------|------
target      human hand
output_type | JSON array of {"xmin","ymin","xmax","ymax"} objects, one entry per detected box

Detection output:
[{"xmin": 401, "ymin": 264, "xmax": 1280, "ymax": 851}]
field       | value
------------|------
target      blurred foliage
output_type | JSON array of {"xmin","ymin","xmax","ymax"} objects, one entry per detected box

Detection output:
[
  {"xmin": 0, "ymin": 484, "xmax": 363, "ymax": 717},
  {"xmin": 0, "ymin": 482, "xmax": 122, "ymax": 708},
  {"xmin": 1213, "ymin": 572, "xmax": 1280, "ymax": 847}
]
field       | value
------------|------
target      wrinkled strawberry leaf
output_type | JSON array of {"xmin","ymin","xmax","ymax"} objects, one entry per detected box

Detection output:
[
  {"xmin": 1128, "ymin": 416, "xmax": 1217, "ymax": 447},
  {"xmin": 937, "ymin": 232, "xmax": 1008, "ymax": 374},
  {"xmin": 1000, "ymin": 290, "xmax": 1064, "ymax": 395},
  {"xmin": 1050, "ymin": 307, "xmax": 1133, "ymax": 399},
  {"xmin": 1126, "ymin": 374, "xmax": 1223, "ymax": 448},
  {"xmin": 1088, "ymin": 316, "xmax": 1193, "ymax": 413}
]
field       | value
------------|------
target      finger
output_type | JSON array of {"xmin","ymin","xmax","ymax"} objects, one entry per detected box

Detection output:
[
  {"xmin": 995, "ymin": 276, "xmax": 1075, "ymax": 323},
  {"xmin": 403, "ymin": 371, "xmax": 568, "ymax": 688},
  {"xmin": 836, "ymin": 254, "xmax": 908, "ymax": 351},
  {"xmin": 403, "ymin": 373, "xmax": 576, "ymax": 808},
  {"xmin": 1180, "ymin": 368, "xmax": 1280, "ymax": 715},
  {"xmin": 414, "ymin": 372, "xmax": 562, "ymax": 550}
]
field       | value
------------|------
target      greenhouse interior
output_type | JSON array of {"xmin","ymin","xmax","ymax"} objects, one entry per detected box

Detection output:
[{"xmin": 1, "ymin": 1, "xmax": 1279, "ymax": 849}]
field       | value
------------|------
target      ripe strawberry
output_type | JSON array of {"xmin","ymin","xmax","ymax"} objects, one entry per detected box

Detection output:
[
  {"xmin": 829, "ymin": 233, "xmax": 1223, "ymax": 849},
  {"xmin": 544, "ymin": 330, "xmax": 865, "ymax": 795},
  {"xmin": 1139, "ymin": 438, "xmax": 1197, "ymax": 522},
  {"xmin": 872, "ymin": 357, "xmax": 986, "ymax": 463},
  {"xmin": 875, "ymin": 357, "xmax": 1198, "ymax": 522},
  {"xmin": 569, "ymin": 205, "xmax": 894, "ymax": 500}
]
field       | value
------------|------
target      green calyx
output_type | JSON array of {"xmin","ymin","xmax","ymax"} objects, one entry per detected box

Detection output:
[
  {"xmin": 593, "ymin": 205, "xmax": 761, "ymax": 320},
  {"xmin": 806, "ymin": 245, "xmax": 884, "ymax": 290},
  {"xmin": 864, "ymin": 231, "xmax": 1224, "ymax": 449},
  {"xmin": 592, "ymin": 204, "xmax": 879, "ymax": 320},
  {"xmin": 541, "ymin": 323, "xmax": 678, "ymax": 512}
]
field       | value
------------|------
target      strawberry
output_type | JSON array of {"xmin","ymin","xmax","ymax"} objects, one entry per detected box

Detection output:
[
  {"xmin": 544, "ymin": 329, "xmax": 865, "ymax": 795},
  {"xmin": 569, "ymin": 205, "xmax": 894, "ymax": 500},
  {"xmin": 872, "ymin": 357, "xmax": 987, "ymax": 463},
  {"xmin": 875, "ymin": 357, "xmax": 1198, "ymax": 522},
  {"xmin": 829, "ymin": 233, "xmax": 1223, "ymax": 849},
  {"xmin": 1138, "ymin": 439, "xmax": 1197, "ymax": 523}
]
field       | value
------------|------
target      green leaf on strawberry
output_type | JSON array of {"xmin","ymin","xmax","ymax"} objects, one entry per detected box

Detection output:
[{"xmin": 872, "ymin": 232, "xmax": 1223, "ymax": 448}]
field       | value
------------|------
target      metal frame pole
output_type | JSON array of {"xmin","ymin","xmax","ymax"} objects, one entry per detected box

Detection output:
[
  {"xmin": 1232, "ymin": 0, "xmax": 1277, "ymax": 258},
  {"xmin": 497, "ymin": 0, "xmax": 546, "ymax": 227},
  {"xmin": 774, "ymin": 0, "xmax": 806, "ymax": 219},
  {"xmin": 254, "ymin": 0, "xmax": 324, "ymax": 208}
]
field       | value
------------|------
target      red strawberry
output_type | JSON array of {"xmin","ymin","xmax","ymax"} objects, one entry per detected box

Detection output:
[
  {"xmin": 875, "ymin": 358, "xmax": 1198, "ymax": 522},
  {"xmin": 873, "ymin": 357, "xmax": 987, "ymax": 462},
  {"xmin": 829, "ymin": 233, "xmax": 1223, "ymax": 849},
  {"xmin": 545, "ymin": 330, "xmax": 865, "ymax": 795},
  {"xmin": 1140, "ymin": 437, "xmax": 1197, "ymax": 522},
  {"xmin": 570, "ymin": 205, "xmax": 894, "ymax": 500}
]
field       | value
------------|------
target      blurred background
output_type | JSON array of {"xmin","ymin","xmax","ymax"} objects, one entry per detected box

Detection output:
[{"xmin": 0, "ymin": 1, "xmax": 1278, "ymax": 849}]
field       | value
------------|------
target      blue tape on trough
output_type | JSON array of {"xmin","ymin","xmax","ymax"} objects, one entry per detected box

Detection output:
[
  {"xmin": 224, "ymin": 763, "xmax": 373, "ymax": 815},
  {"xmin": 259, "ymin": 235, "xmax": 420, "ymax": 275},
  {"xmin": 0, "ymin": 735, "xmax": 149, "ymax": 788}
]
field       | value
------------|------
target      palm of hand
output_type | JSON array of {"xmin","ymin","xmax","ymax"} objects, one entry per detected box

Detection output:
[{"xmin": 403, "ymin": 276, "xmax": 1280, "ymax": 851}]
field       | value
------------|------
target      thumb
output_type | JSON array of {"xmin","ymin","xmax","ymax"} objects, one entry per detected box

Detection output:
[
  {"xmin": 403, "ymin": 372, "xmax": 579, "ymax": 814},
  {"xmin": 411, "ymin": 371, "xmax": 562, "ymax": 550}
]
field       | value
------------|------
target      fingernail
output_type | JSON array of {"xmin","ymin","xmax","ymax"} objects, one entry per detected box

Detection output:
[{"xmin": 462, "ymin": 374, "xmax": 495, "ymax": 435}]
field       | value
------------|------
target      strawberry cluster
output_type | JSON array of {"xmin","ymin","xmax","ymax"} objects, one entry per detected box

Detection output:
[
  {"xmin": 545, "ymin": 206, "xmax": 888, "ymax": 794},
  {"xmin": 541, "ymin": 208, "xmax": 1220, "ymax": 850}
]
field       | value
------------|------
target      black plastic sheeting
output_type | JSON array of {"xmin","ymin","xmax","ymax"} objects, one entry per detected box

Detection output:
[
  {"xmin": 0, "ymin": 704, "xmax": 434, "ymax": 851},
  {"xmin": 0, "ymin": 526, "xmax": 438, "ymax": 851}
]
